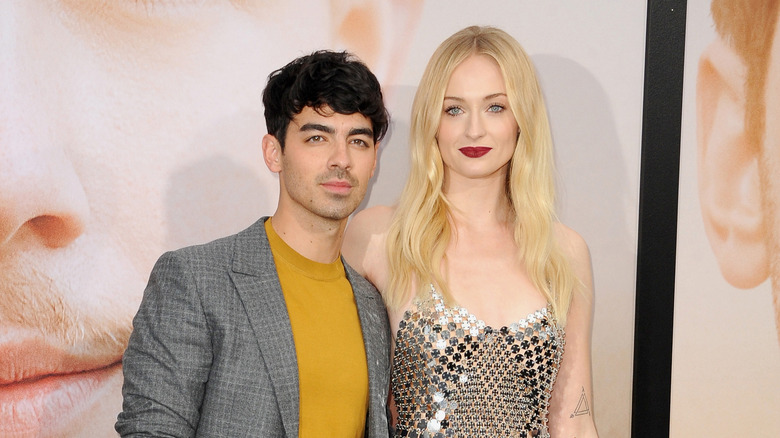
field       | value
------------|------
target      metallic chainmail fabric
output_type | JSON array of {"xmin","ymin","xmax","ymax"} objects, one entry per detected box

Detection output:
[{"xmin": 391, "ymin": 285, "xmax": 565, "ymax": 438}]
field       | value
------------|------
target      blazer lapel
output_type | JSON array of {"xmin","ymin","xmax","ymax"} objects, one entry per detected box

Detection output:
[
  {"xmin": 344, "ymin": 260, "xmax": 389, "ymax": 435},
  {"xmin": 230, "ymin": 218, "xmax": 299, "ymax": 437}
]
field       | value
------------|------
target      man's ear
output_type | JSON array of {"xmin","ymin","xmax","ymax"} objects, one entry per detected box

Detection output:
[
  {"xmin": 697, "ymin": 39, "xmax": 769, "ymax": 289},
  {"xmin": 262, "ymin": 134, "xmax": 282, "ymax": 173}
]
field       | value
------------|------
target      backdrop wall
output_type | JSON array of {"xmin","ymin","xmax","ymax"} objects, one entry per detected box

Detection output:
[{"xmin": 0, "ymin": 1, "xmax": 642, "ymax": 436}]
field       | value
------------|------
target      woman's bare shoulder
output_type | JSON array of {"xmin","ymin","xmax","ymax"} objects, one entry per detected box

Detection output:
[
  {"xmin": 553, "ymin": 222, "xmax": 589, "ymax": 259},
  {"xmin": 343, "ymin": 205, "xmax": 396, "ymax": 281},
  {"xmin": 553, "ymin": 222, "xmax": 593, "ymax": 291},
  {"xmin": 350, "ymin": 205, "xmax": 396, "ymax": 232}
]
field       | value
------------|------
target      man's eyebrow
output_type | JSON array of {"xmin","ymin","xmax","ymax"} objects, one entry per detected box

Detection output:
[
  {"xmin": 349, "ymin": 127, "xmax": 374, "ymax": 137},
  {"xmin": 299, "ymin": 123, "xmax": 335, "ymax": 134},
  {"xmin": 297, "ymin": 123, "xmax": 373, "ymax": 138}
]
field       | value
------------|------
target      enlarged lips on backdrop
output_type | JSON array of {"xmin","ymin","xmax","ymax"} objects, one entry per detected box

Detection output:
[
  {"xmin": 0, "ymin": 253, "xmax": 132, "ymax": 437},
  {"xmin": 0, "ymin": 333, "xmax": 124, "ymax": 436}
]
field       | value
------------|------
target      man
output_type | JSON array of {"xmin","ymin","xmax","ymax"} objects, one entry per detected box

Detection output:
[
  {"xmin": 0, "ymin": 2, "xmax": 420, "ymax": 436},
  {"xmin": 115, "ymin": 51, "xmax": 391, "ymax": 437},
  {"xmin": 696, "ymin": 0, "xmax": 780, "ymax": 339}
]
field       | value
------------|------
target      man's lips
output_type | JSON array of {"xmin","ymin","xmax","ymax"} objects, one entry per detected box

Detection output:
[
  {"xmin": 321, "ymin": 180, "xmax": 353, "ymax": 194},
  {"xmin": 459, "ymin": 146, "xmax": 492, "ymax": 158}
]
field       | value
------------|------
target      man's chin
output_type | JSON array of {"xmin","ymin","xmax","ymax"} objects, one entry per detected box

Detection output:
[{"xmin": 321, "ymin": 196, "xmax": 366, "ymax": 221}]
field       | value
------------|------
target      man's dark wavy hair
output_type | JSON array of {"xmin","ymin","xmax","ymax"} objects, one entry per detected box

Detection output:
[{"xmin": 262, "ymin": 50, "xmax": 389, "ymax": 148}]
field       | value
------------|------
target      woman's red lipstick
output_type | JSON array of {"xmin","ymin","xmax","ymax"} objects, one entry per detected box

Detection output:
[{"xmin": 459, "ymin": 147, "xmax": 492, "ymax": 158}]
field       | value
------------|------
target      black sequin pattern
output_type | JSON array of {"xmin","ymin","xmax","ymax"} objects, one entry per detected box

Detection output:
[{"xmin": 391, "ymin": 285, "xmax": 565, "ymax": 438}]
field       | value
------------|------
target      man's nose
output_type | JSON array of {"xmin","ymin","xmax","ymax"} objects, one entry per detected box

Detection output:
[{"xmin": 327, "ymin": 140, "xmax": 353, "ymax": 170}]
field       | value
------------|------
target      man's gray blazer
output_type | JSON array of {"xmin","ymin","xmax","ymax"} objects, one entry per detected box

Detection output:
[{"xmin": 116, "ymin": 217, "xmax": 391, "ymax": 437}]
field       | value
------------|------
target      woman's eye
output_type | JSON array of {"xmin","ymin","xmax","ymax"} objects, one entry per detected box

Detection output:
[
  {"xmin": 445, "ymin": 106, "xmax": 463, "ymax": 116},
  {"xmin": 488, "ymin": 104, "xmax": 505, "ymax": 113}
]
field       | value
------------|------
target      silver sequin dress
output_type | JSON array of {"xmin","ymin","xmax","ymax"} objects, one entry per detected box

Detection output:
[{"xmin": 391, "ymin": 285, "xmax": 565, "ymax": 438}]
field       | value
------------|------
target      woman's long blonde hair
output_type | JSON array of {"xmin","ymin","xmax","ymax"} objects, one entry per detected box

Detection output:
[{"xmin": 385, "ymin": 26, "xmax": 576, "ymax": 326}]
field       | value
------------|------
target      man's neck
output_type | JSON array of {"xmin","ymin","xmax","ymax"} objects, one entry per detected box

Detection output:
[{"xmin": 268, "ymin": 212, "xmax": 346, "ymax": 264}]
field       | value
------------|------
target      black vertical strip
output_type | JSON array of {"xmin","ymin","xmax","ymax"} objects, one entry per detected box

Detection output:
[{"xmin": 631, "ymin": 1, "xmax": 686, "ymax": 437}]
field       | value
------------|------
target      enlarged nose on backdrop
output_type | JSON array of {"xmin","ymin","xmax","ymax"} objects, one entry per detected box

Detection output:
[{"xmin": 0, "ymin": 1, "xmax": 89, "ymax": 251}]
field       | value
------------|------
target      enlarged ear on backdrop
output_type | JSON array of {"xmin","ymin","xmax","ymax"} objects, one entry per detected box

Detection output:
[
  {"xmin": 262, "ymin": 134, "xmax": 283, "ymax": 173},
  {"xmin": 330, "ymin": 0, "xmax": 423, "ymax": 86},
  {"xmin": 697, "ymin": 38, "xmax": 768, "ymax": 289}
]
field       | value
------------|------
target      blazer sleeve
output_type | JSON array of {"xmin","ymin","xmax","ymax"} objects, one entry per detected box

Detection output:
[{"xmin": 116, "ymin": 250, "xmax": 213, "ymax": 437}]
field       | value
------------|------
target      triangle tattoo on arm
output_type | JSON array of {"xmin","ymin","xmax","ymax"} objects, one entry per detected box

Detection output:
[{"xmin": 571, "ymin": 386, "xmax": 591, "ymax": 418}]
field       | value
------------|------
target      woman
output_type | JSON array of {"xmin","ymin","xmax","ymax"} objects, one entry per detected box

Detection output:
[{"xmin": 344, "ymin": 26, "xmax": 598, "ymax": 437}]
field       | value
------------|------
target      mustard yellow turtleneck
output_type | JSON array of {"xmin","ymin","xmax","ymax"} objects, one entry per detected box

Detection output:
[{"xmin": 265, "ymin": 219, "xmax": 368, "ymax": 437}]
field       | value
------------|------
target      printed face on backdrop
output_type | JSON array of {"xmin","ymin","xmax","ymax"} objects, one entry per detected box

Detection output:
[
  {"xmin": 696, "ymin": 3, "xmax": 780, "ymax": 341},
  {"xmin": 436, "ymin": 54, "xmax": 518, "ymax": 186},
  {"xmin": 759, "ymin": 8, "xmax": 780, "ymax": 340},
  {"xmin": 0, "ymin": 1, "xmax": 420, "ymax": 436}
]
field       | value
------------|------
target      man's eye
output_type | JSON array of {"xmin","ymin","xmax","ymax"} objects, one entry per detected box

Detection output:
[{"xmin": 307, "ymin": 135, "xmax": 325, "ymax": 142}]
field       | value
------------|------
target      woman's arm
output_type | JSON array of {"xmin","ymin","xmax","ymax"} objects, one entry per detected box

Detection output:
[{"xmin": 548, "ymin": 225, "xmax": 599, "ymax": 438}]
